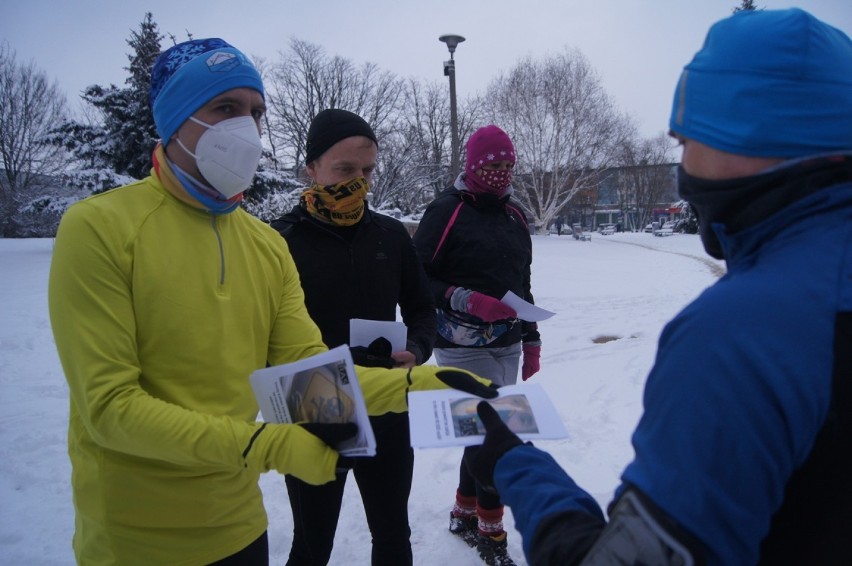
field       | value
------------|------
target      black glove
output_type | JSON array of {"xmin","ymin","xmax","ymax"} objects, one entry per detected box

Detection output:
[
  {"xmin": 298, "ymin": 422, "xmax": 358, "ymax": 474},
  {"xmin": 433, "ymin": 369, "xmax": 499, "ymax": 399},
  {"xmin": 350, "ymin": 337, "xmax": 394, "ymax": 368},
  {"xmin": 298, "ymin": 422, "xmax": 359, "ymax": 448},
  {"xmin": 464, "ymin": 401, "xmax": 525, "ymax": 492}
]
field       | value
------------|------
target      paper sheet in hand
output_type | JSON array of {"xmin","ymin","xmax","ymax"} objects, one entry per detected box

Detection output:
[
  {"xmin": 349, "ymin": 318, "xmax": 407, "ymax": 352},
  {"xmin": 501, "ymin": 291, "xmax": 556, "ymax": 322},
  {"xmin": 249, "ymin": 345, "xmax": 376, "ymax": 456},
  {"xmin": 408, "ymin": 383, "xmax": 568, "ymax": 448}
]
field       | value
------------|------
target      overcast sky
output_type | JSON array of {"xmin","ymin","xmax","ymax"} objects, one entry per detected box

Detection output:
[{"xmin": 3, "ymin": 0, "xmax": 851, "ymax": 139}]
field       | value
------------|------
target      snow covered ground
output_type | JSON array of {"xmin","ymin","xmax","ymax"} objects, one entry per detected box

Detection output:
[{"xmin": 0, "ymin": 231, "xmax": 723, "ymax": 565}]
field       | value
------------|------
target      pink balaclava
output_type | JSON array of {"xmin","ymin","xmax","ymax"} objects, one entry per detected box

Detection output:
[{"xmin": 463, "ymin": 125, "xmax": 516, "ymax": 196}]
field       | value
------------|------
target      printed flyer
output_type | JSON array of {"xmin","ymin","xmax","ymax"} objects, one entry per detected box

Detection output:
[
  {"xmin": 250, "ymin": 345, "xmax": 376, "ymax": 456},
  {"xmin": 408, "ymin": 383, "xmax": 568, "ymax": 448}
]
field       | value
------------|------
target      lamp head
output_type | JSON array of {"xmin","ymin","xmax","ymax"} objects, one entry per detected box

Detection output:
[{"xmin": 439, "ymin": 34, "xmax": 466, "ymax": 54}]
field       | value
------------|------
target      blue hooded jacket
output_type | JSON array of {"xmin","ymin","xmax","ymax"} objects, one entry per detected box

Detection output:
[{"xmin": 495, "ymin": 162, "xmax": 852, "ymax": 565}]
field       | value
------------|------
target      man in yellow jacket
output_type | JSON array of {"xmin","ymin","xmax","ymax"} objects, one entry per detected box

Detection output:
[{"xmin": 48, "ymin": 38, "xmax": 495, "ymax": 566}]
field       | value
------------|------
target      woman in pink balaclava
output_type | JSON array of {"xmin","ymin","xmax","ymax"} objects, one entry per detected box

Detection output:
[{"xmin": 413, "ymin": 125, "xmax": 541, "ymax": 566}]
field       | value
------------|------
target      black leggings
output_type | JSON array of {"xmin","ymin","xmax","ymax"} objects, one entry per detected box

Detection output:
[
  {"xmin": 459, "ymin": 446, "xmax": 502, "ymax": 510},
  {"xmin": 208, "ymin": 531, "xmax": 268, "ymax": 565},
  {"xmin": 285, "ymin": 413, "xmax": 415, "ymax": 566}
]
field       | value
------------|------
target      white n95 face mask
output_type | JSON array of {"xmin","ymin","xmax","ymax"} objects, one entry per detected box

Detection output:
[{"xmin": 176, "ymin": 116, "xmax": 264, "ymax": 198}]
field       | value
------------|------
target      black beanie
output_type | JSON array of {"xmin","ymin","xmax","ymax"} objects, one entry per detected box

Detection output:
[{"xmin": 305, "ymin": 109, "xmax": 378, "ymax": 164}]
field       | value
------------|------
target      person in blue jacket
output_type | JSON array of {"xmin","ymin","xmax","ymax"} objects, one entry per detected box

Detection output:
[{"xmin": 463, "ymin": 8, "xmax": 852, "ymax": 566}]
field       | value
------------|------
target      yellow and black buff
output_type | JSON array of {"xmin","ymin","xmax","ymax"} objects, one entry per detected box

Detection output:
[{"xmin": 301, "ymin": 177, "xmax": 369, "ymax": 226}]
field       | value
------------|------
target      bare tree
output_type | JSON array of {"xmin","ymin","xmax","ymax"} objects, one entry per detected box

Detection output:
[
  {"xmin": 454, "ymin": 94, "xmax": 486, "ymax": 180},
  {"xmin": 261, "ymin": 38, "xmax": 501, "ymax": 214},
  {"xmin": 367, "ymin": 129, "xmax": 435, "ymax": 215},
  {"xmin": 264, "ymin": 38, "xmax": 405, "ymax": 171},
  {"xmin": 367, "ymin": 77, "xmax": 487, "ymax": 213},
  {"xmin": 0, "ymin": 42, "xmax": 69, "ymax": 235},
  {"xmin": 391, "ymin": 78, "xmax": 484, "ymax": 199},
  {"xmin": 611, "ymin": 133, "xmax": 677, "ymax": 230},
  {"xmin": 400, "ymin": 78, "xmax": 450, "ymax": 197},
  {"xmin": 484, "ymin": 48, "xmax": 632, "ymax": 230},
  {"xmin": 250, "ymin": 55, "xmax": 284, "ymax": 172}
]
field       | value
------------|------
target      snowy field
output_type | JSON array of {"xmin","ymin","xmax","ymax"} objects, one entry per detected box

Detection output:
[{"xmin": 0, "ymin": 231, "xmax": 723, "ymax": 565}]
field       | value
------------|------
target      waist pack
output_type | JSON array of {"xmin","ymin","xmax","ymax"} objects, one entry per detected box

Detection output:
[{"xmin": 436, "ymin": 308, "xmax": 515, "ymax": 347}]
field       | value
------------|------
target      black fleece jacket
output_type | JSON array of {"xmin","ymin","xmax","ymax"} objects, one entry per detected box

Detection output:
[
  {"xmin": 412, "ymin": 186, "xmax": 537, "ymax": 349},
  {"xmin": 271, "ymin": 205, "xmax": 436, "ymax": 364}
]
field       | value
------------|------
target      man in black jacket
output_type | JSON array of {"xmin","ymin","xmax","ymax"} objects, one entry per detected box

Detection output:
[{"xmin": 271, "ymin": 109, "xmax": 436, "ymax": 566}]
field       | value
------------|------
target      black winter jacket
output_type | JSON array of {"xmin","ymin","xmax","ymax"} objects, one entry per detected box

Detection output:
[
  {"xmin": 271, "ymin": 205, "xmax": 436, "ymax": 364},
  {"xmin": 413, "ymin": 184, "xmax": 537, "ymax": 349}
]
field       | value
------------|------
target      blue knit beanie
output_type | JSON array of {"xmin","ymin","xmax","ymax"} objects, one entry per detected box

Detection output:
[
  {"xmin": 150, "ymin": 38, "xmax": 264, "ymax": 145},
  {"xmin": 669, "ymin": 8, "xmax": 852, "ymax": 158}
]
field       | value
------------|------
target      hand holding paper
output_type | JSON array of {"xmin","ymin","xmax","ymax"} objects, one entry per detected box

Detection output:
[
  {"xmin": 299, "ymin": 422, "xmax": 359, "ymax": 474},
  {"xmin": 501, "ymin": 291, "xmax": 556, "ymax": 322},
  {"xmin": 407, "ymin": 383, "xmax": 567, "ymax": 448},
  {"xmin": 349, "ymin": 319, "xmax": 407, "ymax": 352},
  {"xmin": 350, "ymin": 337, "xmax": 395, "ymax": 368},
  {"xmin": 299, "ymin": 422, "xmax": 359, "ymax": 448},
  {"xmin": 243, "ymin": 423, "xmax": 341, "ymax": 485},
  {"xmin": 250, "ymin": 346, "xmax": 376, "ymax": 457},
  {"xmin": 466, "ymin": 291, "xmax": 518, "ymax": 322}
]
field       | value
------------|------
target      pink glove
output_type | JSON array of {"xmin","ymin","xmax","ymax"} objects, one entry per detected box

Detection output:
[
  {"xmin": 521, "ymin": 344, "xmax": 541, "ymax": 381},
  {"xmin": 467, "ymin": 291, "xmax": 517, "ymax": 323}
]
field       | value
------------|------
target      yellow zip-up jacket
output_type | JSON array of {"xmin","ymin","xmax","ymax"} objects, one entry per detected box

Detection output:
[{"xmin": 48, "ymin": 169, "xmax": 457, "ymax": 565}]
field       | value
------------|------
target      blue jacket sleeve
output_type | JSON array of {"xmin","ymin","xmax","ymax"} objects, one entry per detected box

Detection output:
[{"xmin": 494, "ymin": 444, "xmax": 605, "ymax": 561}]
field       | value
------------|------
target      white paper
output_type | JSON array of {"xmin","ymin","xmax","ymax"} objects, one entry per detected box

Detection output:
[
  {"xmin": 349, "ymin": 318, "xmax": 407, "ymax": 352},
  {"xmin": 408, "ymin": 383, "xmax": 568, "ymax": 448},
  {"xmin": 249, "ymin": 345, "xmax": 376, "ymax": 457},
  {"xmin": 501, "ymin": 291, "xmax": 556, "ymax": 322}
]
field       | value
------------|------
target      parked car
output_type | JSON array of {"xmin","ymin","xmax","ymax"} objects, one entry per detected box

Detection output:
[
  {"xmin": 654, "ymin": 221, "xmax": 676, "ymax": 237},
  {"xmin": 601, "ymin": 224, "xmax": 616, "ymax": 235},
  {"xmin": 644, "ymin": 223, "xmax": 654, "ymax": 233}
]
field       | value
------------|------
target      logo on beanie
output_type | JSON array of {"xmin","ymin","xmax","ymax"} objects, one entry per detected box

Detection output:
[{"xmin": 206, "ymin": 52, "xmax": 240, "ymax": 73}]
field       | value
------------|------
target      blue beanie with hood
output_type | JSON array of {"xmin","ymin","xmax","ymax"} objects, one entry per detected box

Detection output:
[
  {"xmin": 669, "ymin": 8, "xmax": 852, "ymax": 158},
  {"xmin": 149, "ymin": 38, "xmax": 264, "ymax": 146}
]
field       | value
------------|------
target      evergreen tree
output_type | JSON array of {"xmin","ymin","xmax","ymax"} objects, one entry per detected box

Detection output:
[
  {"xmin": 52, "ymin": 13, "xmax": 162, "ymax": 185},
  {"xmin": 105, "ymin": 12, "xmax": 162, "ymax": 179},
  {"xmin": 124, "ymin": 13, "xmax": 163, "ymax": 178},
  {"xmin": 44, "ymin": 117, "xmax": 133, "ymax": 194},
  {"xmin": 733, "ymin": 0, "xmax": 760, "ymax": 13}
]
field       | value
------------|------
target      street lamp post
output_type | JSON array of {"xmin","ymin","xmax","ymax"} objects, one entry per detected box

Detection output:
[{"xmin": 439, "ymin": 34, "xmax": 465, "ymax": 178}]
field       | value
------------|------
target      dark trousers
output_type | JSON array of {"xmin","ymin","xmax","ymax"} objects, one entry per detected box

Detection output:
[
  {"xmin": 208, "ymin": 531, "xmax": 268, "ymax": 565},
  {"xmin": 285, "ymin": 412, "xmax": 415, "ymax": 566},
  {"xmin": 459, "ymin": 446, "xmax": 502, "ymax": 510}
]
